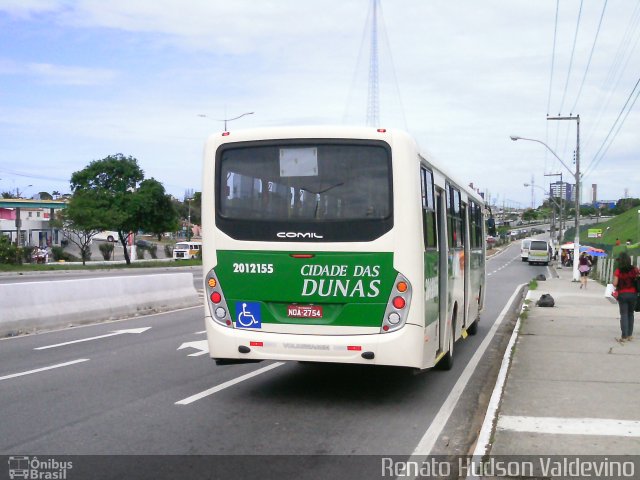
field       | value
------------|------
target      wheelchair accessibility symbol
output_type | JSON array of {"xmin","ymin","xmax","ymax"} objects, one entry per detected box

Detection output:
[{"xmin": 235, "ymin": 302, "xmax": 262, "ymax": 328}]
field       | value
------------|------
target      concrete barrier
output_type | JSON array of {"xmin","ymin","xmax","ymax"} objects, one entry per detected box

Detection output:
[{"xmin": 0, "ymin": 273, "xmax": 200, "ymax": 336}]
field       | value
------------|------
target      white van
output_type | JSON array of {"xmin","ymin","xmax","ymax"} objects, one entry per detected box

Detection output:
[
  {"xmin": 528, "ymin": 239, "xmax": 551, "ymax": 265},
  {"xmin": 173, "ymin": 241, "xmax": 202, "ymax": 260},
  {"xmin": 521, "ymin": 238, "xmax": 532, "ymax": 262}
]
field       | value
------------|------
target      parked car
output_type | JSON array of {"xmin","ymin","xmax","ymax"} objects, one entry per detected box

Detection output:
[
  {"xmin": 135, "ymin": 239, "xmax": 154, "ymax": 249},
  {"xmin": 94, "ymin": 231, "xmax": 119, "ymax": 242}
]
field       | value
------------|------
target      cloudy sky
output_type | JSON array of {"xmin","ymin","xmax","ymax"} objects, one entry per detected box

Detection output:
[{"xmin": 0, "ymin": 0, "xmax": 638, "ymax": 208}]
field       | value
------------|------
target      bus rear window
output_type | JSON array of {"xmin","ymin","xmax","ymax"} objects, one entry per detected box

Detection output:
[
  {"xmin": 215, "ymin": 141, "xmax": 393, "ymax": 242},
  {"xmin": 530, "ymin": 241, "xmax": 548, "ymax": 251}
]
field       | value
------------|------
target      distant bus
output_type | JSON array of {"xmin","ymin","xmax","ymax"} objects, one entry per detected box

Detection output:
[
  {"xmin": 201, "ymin": 126, "xmax": 486, "ymax": 370},
  {"xmin": 528, "ymin": 239, "xmax": 551, "ymax": 265}
]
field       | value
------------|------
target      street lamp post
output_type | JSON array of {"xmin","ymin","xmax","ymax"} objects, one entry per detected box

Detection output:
[
  {"xmin": 511, "ymin": 134, "xmax": 581, "ymax": 281},
  {"xmin": 198, "ymin": 112, "xmax": 254, "ymax": 131}
]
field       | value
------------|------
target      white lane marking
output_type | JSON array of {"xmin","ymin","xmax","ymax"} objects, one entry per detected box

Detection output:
[
  {"xmin": 176, "ymin": 362, "xmax": 286, "ymax": 405},
  {"xmin": 406, "ymin": 284, "xmax": 525, "ymax": 461},
  {"xmin": 177, "ymin": 340, "xmax": 209, "ymax": 357},
  {"xmin": 194, "ymin": 331, "xmax": 206, "ymax": 335},
  {"xmin": 497, "ymin": 416, "xmax": 640, "ymax": 437},
  {"xmin": 1, "ymin": 305, "xmax": 200, "ymax": 343},
  {"xmin": 35, "ymin": 327, "xmax": 151, "ymax": 350},
  {"xmin": 487, "ymin": 254, "xmax": 520, "ymax": 277},
  {"xmin": 472, "ymin": 307, "xmax": 522, "ymax": 459},
  {"xmin": 0, "ymin": 358, "xmax": 90, "ymax": 382}
]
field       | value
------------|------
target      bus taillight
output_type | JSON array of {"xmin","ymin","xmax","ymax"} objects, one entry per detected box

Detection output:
[
  {"xmin": 206, "ymin": 269, "xmax": 233, "ymax": 328},
  {"xmin": 381, "ymin": 273, "xmax": 412, "ymax": 333},
  {"xmin": 392, "ymin": 297, "xmax": 405, "ymax": 309}
]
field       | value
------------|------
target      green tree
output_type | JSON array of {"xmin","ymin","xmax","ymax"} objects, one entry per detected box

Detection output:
[
  {"xmin": 69, "ymin": 153, "xmax": 178, "ymax": 264},
  {"xmin": 612, "ymin": 198, "xmax": 640, "ymax": 215},
  {"xmin": 57, "ymin": 191, "xmax": 114, "ymax": 265},
  {"xmin": 522, "ymin": 208, "xmax": 538, "ymax": 221},
  {"xmin": 130, "ymin": 178, "xmax": 179, "ymax": 239}
]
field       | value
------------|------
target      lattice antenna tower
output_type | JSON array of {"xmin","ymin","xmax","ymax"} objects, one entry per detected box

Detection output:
[
  {"xmin": 366, "ymin": 0, "xmax": 380, "ymax": 126},
  {"xmin": 530, "ymin": 175, "xmax": 535, "ymax": 209}
]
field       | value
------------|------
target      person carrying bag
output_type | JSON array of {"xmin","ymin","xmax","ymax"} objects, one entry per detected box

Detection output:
[
  {"xmin": 578, "ymin": 252, "xmax": 592, "ymax": 289},
  {"xmin": 613, "ymin": 252, "xmax": 639, "ymax": 341}
]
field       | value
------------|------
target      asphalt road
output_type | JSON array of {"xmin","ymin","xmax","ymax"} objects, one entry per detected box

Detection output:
[{"xmin": 0, "ymin": 241, "xmax": 553, "ymax": 479}]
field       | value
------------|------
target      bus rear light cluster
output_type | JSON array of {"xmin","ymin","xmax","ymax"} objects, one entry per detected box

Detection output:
[
  {"xmin": 206, "ymin": 268, "xmax": 233, "ymax": 328},
  {"xmin": 381, "ymin": 273, "xmax": 412, "ymax": 333}
]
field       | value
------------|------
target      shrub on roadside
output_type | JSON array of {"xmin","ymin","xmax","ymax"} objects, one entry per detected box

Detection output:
[
  {"xmin": 51, "ymin": 246, "xmax": 79, "ymax": 262},
  {"xmin": 0, "ymin": 236, "xmax": 19, "ymax": 264},
  {"xmin": 20, "ymin": 246, "xmax": 35, "ymax": 264},
  {"xmin": 136, "ymin": 246, "xmax": 145, "ymax": 259},
  {"xmin": 164, "ymin": 244, "xmax": 174, "ymax": 258},
  {"xmin": 148, "ymin": 244, "xmax": 158, "ymax": 259},
  {"xmin": 99, "ymin": 242, "xmax": 114, "ymax": 261}
]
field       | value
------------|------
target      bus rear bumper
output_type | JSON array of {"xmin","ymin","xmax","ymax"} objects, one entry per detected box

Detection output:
[{"xmin": 204, "ymin": 316, "xmax": 424, "ymax": 368}]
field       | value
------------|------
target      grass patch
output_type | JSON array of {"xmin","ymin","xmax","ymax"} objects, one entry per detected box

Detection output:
[
  {"xmin": 528, "ymin": 278, "xmax": 538, "ymax": 290},
  {"xmin": 0, "ymin": 259, "xmax": 201, "ymax": 273}
]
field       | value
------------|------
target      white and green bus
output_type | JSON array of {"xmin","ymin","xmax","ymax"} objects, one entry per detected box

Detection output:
[{"xmin": 201, "ymin": 126, "xmax": 485, "ymax": 370}]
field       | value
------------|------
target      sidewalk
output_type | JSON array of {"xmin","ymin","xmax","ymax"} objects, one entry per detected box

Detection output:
[{"xmin": 480, "ymin": 266, "xmax": 640, "ymax": 458}]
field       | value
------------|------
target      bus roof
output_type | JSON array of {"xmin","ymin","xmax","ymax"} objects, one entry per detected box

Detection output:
[{"xmin": 205, "ymin": 125, "xmax": 485, "ymax": 205}]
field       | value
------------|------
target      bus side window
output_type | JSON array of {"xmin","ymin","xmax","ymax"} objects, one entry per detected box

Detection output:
[
  {"xmin": 469, "ymin": 201, "xmax": 483, "ymax": 249},
  {"xmin": 420, "ymin": 167, "xmax": 437, "ymax": 249},
  {"xmin": 447, "ymin": 184, "xmax": 463, "ymax": 249}
]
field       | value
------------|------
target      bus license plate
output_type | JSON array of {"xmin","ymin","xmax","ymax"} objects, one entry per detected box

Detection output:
[{"xmin": 287, "ymin": 305, "xmax": 323, "ymax": 319}]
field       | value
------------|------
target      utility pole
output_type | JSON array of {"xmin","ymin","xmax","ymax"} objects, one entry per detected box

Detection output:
[{"xmin": 547, "ymin": 114, "xmax": 580, "ymax": 281}]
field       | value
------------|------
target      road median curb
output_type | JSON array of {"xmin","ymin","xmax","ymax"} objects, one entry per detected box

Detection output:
[{"xmin": 0, "ymin": 273, "xmax": 199, "ymax": 337}]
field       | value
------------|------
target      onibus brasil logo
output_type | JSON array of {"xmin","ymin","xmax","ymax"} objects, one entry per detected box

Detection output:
[{"xmin": 8, "ymin": 456, "xmax": 73, "ymax": 479}]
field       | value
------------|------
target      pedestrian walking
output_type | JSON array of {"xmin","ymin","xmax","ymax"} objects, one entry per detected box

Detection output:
[
  {"xmin": 578, "ymin": 252, "xmax": 592, "ymax": 289},
  {"xmin": 613, "ymin": 252, "xmax": 639, "ymax": 342}
]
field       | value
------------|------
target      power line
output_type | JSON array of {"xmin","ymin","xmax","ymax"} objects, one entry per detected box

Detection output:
[
  {"xmin": 582, "ymin": 0, "xmax": 640, "ymax": 151},
  {"xmin": 544, "ymin": 0, "xmax": 560, "ymax": 174},
  {"xmin": 557, "ymin": 0, "xmax": 584, "ymax": 114},
  {"xmin": 546, "ymin": 0, "xmax": 560, "ymax": 117},
  {"xmin": 583, "ymin": 76, "xmax": 640, "ymax": 178},
  {"xmin": 0, "ymin": 167, "xmax": 68, "ymax": 183},
  {"xmin": 570, "ymin": 0, "xmax": 608, "ymax": 113},
  {"xmin": 552, "ymin": 1, "xmax": 583, "ymax": 166}
]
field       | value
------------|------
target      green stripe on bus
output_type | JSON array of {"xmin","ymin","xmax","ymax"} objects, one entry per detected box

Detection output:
[{"xmin": 215, "ymin": 250, "xmax": 395, "ymax": 327}]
